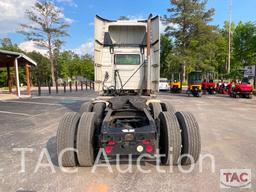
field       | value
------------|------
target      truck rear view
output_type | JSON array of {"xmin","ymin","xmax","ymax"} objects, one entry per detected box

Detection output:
[
  {"xmin": 94, "ymin": 15, "xmax": 160, "ymax": 95},
  {"xmin": 56, "ymin": 15, "xmax": 201, "ymax": 168}
]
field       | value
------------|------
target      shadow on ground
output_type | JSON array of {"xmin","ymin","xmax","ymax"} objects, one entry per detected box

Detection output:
[{"xmin": 47, "ymin": 136, "xmax": 59, "ymax": 167}]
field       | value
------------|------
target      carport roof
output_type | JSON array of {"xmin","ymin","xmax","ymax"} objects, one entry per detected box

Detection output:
[{"xmin": 0, "ymin": 49, "xmax": 37, "ymax": 68}]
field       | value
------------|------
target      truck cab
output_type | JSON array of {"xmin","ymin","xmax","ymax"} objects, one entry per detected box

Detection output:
[{"xmin": 94, "ymin": 15, "xmax": 160, "ymax": 95}]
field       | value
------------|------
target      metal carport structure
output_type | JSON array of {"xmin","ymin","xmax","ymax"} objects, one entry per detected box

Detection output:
[{"xmin": 0, "ymin": 49, "xmax": 37, "ymax": 97}]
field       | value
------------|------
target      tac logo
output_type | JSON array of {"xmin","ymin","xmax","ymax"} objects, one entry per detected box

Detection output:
[{"xmin": 220, "ymin": 169, "xmax": 251, "ymax": 189}]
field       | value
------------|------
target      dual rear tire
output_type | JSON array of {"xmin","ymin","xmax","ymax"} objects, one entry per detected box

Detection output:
[
  {"xmin": 57, "ymin": 112, "xmax": 96, "ymax": 167},
  {"xmin": 158, "ymin": 111, "xmax": 201, "ymax": 165},
  {"xmin": 159, "ymin": 112, "xmax": 181, "ymax": 165},
  {"xmin": 149, "ymin": 101, "xmax": 201, "ymax": 165},
  {"xmin": 57, "ymin": 102, "xmax": 106, "ymax": 167},
  {"xmin": 149, "ymin": 101, "xmax": 176, "ymax": 119},
  {"xmin": 57, "ymin": 112, "xmax": 80, "ymax": 167}
]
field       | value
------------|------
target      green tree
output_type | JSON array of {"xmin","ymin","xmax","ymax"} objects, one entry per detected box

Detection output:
[
  {"xmin": 233, "ymin": 22, "xmax": 256, "ymax": 67},
  {"xmin": 160, "ymin": 34, "xmax": 173, "ymax": 78},
  {"xmin": 19, "ymin": 0, "xmax": 70, "ymax": 85},
  {"xmin": 80, "ymin": 55, "xmax": 94, "ymax": 80},
  {"xmin": 27, "ymin": 51, "xmax": 50, "ymax": 86},
  {"xmin": 0, "ymin": 38, "xmax": 23, "ymax": 52},
  {"xmin": 213, "ymin": 30, "xmax": 228, "ymax": 77},
  {"xmin": 57, "ymin": 51, "xmax": 94, "ymax": 81},
  {"xmin": 164, "ymin": 0, "xmax": 216, "ymax": 81},
  {"xmin": 57, "ymin": 51, "xmax": 72, "ymax": 79}
]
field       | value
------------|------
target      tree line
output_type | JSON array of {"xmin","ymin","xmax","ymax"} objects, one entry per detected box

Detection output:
[
  {"xmin": 1, "ymin": 0, "xmax": 256, "ymax": 88},
  {"xmin": 0, "ymin": 38, "xmax": 94, "ymax": 87},
  {"xmin": 161, "ymin": 0, "xmax": 256, "ymax": 81},
  {"xmin": 0, "ymin": 1, "xmax": 94, "ymax": 88}
]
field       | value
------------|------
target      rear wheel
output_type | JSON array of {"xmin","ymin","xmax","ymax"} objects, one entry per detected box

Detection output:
[
  {"xmin": 149, "ymin": 102, "xmax": 162, "ymax": 119},
  {"xmin": 77, "ymin": 112, "xmax": 96, "ymax": 167},
  {"xmin": 57, "ymin": 112, "xmax": 80, "ymax": 167},
  {"xmin": 159, "ymin": 112, "xmax": 181, "ymax": 165},
  {"xmin": 80, "ymin": 102, "xmax": 93, "ymax": 114},
  {"xmin": 93, "ymin": 102, "xmax": 106, "ymax": 129},
  {"xmin": 175, "ymin": 112, "xmax": 201, "ymax": 165}
]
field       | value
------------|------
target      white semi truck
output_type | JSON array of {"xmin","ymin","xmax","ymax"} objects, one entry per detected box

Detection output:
[
  {"xmin": 56, "ymin": 15, "xmax": 201, "ymax": 167},
  {"xmin": 94, "ymin": 15, "xmax": 160, "ymax": 95}
]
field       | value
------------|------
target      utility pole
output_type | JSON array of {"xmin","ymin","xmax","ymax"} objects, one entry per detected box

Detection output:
[{"xmin": 227, "ymin": 0, "xmax": 232, "ymax": 74}]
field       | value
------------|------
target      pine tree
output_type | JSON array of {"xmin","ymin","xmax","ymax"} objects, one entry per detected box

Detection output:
[
  {"xmin": 164, "ymin": 0, "xmax": 215, "ymax": 81},
  {"xmin": 19, "ymin": 1, "xmax": 70, "ymax": 85}
]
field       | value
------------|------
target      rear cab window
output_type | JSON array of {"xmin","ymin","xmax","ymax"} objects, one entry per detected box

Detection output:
[{"xmin": 115, "ymin": 54, "xmax": 140, "ymax": 65}]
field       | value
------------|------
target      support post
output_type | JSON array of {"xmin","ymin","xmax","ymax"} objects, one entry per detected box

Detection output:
[
  {"xmin": 55, "ymin": 80, "xmax": 59, "ymax": 94},
  {"xmin": 38, "ymin": 78, "xmax": 41, "ymax": 96},
  {"xmin": 64, "ymin": 81, "xmax": 66, "ymax": 93},
  {"xmin": 7, "ymin": 64, "xmax": 12, "ymax": 93},
  {"xmin": 81, "ymin": 82, "xmax": 83, "ymax": 91},
  {"xmin": 14, "ymin": 58, "xmax": 21, "ymax": 97},
  {"xmin": 25, "ymin": 64, "xmax": 31, "ymax": 95},
  {"xmin": 75, "ymin": 81, "xmax": 78, "ymax": 91},
  {"xmin": 69, "ymin": 81, "xmax": 72, "ymax": 92},
  {"xmin": 48, "ymin": 79, "xmax": 52, "ymax": 95},
  {"xmin": 254, "ymin": 65, "xmax": 256, "ymax": 89}
]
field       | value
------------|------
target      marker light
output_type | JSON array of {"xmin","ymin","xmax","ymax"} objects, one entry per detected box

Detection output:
[
  {"xmin": 143, "ymin": 139, "xmax": 150, "ymax": 145},
  {"xmin": 104, "ymin": 146, "xmax": 112, "ymax": 154},
  {"xmin": 146, "ymin": 145, "xmax": 153, "ymax": 153},
  {"xmin": 137, "ymin": 145, "xmax": 144, "ymax": 153},
  {"xmin": 107, "ymin": 139, "xmax": 116, "ymax": 145}
]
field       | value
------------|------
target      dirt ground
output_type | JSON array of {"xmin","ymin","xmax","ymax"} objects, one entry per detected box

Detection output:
[{"xmin": 0, "ymin": 91, "xmax": 255, "ymax": 192}]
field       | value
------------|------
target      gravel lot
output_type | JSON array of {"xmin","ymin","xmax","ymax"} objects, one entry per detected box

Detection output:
[{"xmin": 0, "ymin": 91, "xmax": 255, "ymax": 192}]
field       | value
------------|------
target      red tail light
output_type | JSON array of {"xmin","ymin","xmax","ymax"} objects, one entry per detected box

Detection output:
[
  {"xmin": 146, "ymin": 145, "xmax": 153, "ymax": 153},
  {"xmin": 142, "ymin": 139, "xmax": 150, "ymax": 145},
  {"xmin": 104, "ymin": 146, "xmax": 112, "ymax": 154},
  {"xmin": 107, "ymin": 139, "xmax": 116, "ymax": 145}
]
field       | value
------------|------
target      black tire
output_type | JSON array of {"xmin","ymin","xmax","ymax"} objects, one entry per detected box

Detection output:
[
  {"xmin": 57, "ymin": 112, "xmax": 80, "ymax": 167},
  {"xmin": 161, "ymin": 102, "xmax": 176, "ymax": 113},
  {"xmin": 93, "ymin": 102, "xmax": 106, "ymax": 128},
  {"xmin": 80, "ymin": 102, "xmax": 93, "ymax": 114},
  {"xmin": 149, "ymin": 102, "xmax": 162, "ymax": 119},
  {"xmin": 175, "ymin": 111, "xmax": 201, "ymax": 165},
  {"xmin": 77, "ymin": 112, "xmax": 96, "ymax": 167},
  {"xmin": 159, "ymin": 112, "xmax": 182, "ymax": 165}
]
